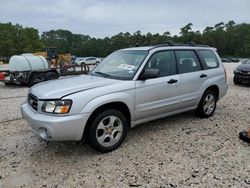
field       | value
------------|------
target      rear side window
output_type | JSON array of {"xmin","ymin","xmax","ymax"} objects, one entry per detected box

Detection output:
[
  {"xmin": 198, "ymin": 50, "xmax": 219, "ymax": 69},
  {"xmin": 175, "ymin": 50, "xmax": 202, "ymax": 74}
]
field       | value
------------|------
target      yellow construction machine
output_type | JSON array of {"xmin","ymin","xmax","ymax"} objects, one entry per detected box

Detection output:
[{"xmin": 33, "ymin": 47, "xmax": 71, "ymax": 67}]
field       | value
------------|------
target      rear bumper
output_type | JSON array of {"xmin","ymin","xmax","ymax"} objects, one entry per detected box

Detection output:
[{"xmin": 21, "ymin": 103, "xmax": 90, "ymax": 141}]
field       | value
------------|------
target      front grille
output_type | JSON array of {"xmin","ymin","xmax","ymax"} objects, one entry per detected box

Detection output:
[{"xmin": 28, "ymin": 93, "xmax": 38, "ymax": 111}]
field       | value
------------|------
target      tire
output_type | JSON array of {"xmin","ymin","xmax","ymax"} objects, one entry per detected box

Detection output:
[
  {"xmin": 3, "ymin": 81, "xmax": 12, "ymax": 86},
  {"xmin": 81, "ymin": 62, "xmax": 89, "ymax": 72},
  {"xmin": 233, "ymin": 76, "xmax": 241, "ymax": 85},
  {"xmin": 27, "ymin": 74, "xmax": 42, "ymax": 87},
  {"xmin": 44, "ymin": 71, "xmax": 59, "ymax": 81},
  {"xmin": 95, "ymin": 61, "xmax": 100, "ymax": 65},
  {"xmin": 86, "ymin": 109, "xmax": 128, "ymax": 153},
  {"xmin": 196, "ymin": 90, "xmax": 217, "ymax": 118},
  {"xmin": 81, "ymin": 62, "xmax": 86, "ymax": 68}
]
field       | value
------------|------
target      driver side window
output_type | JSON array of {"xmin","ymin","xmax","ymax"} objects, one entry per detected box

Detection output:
[{"xmin": 145, "ymin": 51, "xmax": 177, "ymax": 77}]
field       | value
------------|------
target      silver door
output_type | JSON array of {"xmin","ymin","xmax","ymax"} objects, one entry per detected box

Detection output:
[
  {"xmin": 135, "ymin": 50, "xmax": 180, "ymax": 121},
  {"xmin": 175, "ymin": 50, "xmax": 207, "ymax": 108}
]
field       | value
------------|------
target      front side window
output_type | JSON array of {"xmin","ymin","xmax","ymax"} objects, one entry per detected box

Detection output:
[
  {"xmin": 144, "ymin": 51, "xmax": 176, "ymax": 77},
  {"xmin": 198, "ymin": 50, "xmax": 219, "ymax": 68},
  {"xmin": 175, "ymin": 50, "xmax": 202, "ymax": 74},
  {"xmin": 91, "ymin": 50, "xmax": 148, "ymax": 80}
]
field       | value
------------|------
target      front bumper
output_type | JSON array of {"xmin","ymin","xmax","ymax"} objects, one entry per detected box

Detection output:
[
  {"xmin": 234, "ymin": 73, "xmax": 250, "ymax": 84},
  {"xmin": 21, "ymin": 103, "xmax": 90, "ymax": 141}
]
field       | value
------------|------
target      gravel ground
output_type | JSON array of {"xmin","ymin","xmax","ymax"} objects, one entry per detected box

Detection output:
[{"xmin": 0, "ymin": 63, "xmax": 250, "ymax": 188}]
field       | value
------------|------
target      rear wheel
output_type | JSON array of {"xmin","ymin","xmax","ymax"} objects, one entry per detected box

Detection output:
[
  {"xmin": 196, "ymin": 90, "xmax": 217, "ymax": 118},
  {"xmin": 86, "ymin": 109, "xmax": 128, "ymax": 153},
  {"xmin": 81, "ymin": 62, "xmax": 89, "ymax": 72},
  {"xmin": 28, "ymin": 74, "xmax": 42, "ymax": 87},
  {"xmin": 44, "ymin": 71, "xmax": 59, "ymax": 81}
]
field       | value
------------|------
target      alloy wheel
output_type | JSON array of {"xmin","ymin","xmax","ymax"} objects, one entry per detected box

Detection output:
[
  {"xmin": 96, "ymin": 116, "xmax": 123, "ymax": 147},
  {"xmin": 203, "ymin": 93, "xmax": 216, "ymax": 115}
]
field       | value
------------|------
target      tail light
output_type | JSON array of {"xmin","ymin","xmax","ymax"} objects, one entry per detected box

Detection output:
[{"xmin": 0, "ymin": 72, "xmax": 5, "ymax": 81}]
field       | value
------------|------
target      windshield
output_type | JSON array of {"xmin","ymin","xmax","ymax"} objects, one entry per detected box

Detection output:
[
  {"xmin": 91, "ymin": 50, "xmax": 148, "ymax": 80},
  {"xmin": 245, "ymin": 59, "xmax": 250, "ymax": 64}
]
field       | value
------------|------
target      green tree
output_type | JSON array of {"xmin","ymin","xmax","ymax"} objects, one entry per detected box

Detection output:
[{"xmin": 1, "ymin": 21, "xmax": 250, "ymax": 60}]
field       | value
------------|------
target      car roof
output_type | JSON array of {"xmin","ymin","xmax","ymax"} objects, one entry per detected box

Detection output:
[
  {"xmin": 119, "ymin": 43, "xmax": 215, "ymax": 52},
  {"xmin": 119, "ymin": 46, "xmax": 154, "ymax": 51}
]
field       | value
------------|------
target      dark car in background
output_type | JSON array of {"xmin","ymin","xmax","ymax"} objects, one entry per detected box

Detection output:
[
  {"xmin": 231, "ymin": 58, "xmax": 240, "ymax": 62},
  {"xmin": 221, "ymin": 57, "xmax": 240, "ymax": 63},
  {"xmin": 221, "ymin": 58, "xmax": 231, "ymax": 63},
  {"xmin": 234, "ymin": 59, "xmax": 250, "ymax": 84}
]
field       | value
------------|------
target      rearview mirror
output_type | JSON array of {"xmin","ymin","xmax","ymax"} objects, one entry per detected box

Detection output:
[{"xmin": 142, "ymin": 69, "xmax": 160, "ymax": 80}]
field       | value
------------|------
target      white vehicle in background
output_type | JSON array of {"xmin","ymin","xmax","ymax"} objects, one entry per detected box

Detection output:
[
  {"xmin": 75, "ymin": 57, "xmax": 85, "ymax": 65},
  {"xmin": 75, "ymin": 57, "xmax": 101, "ymax": 66}
]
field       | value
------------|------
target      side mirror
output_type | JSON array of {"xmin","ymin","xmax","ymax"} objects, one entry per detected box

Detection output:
[{"xmin": 141, "ymin": 69, "xmax": 160, "ymax": 80}]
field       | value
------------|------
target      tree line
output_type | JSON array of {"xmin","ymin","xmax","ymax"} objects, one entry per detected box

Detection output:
[{"xmin": 0, "ymin": 21, "xmax": 250, "ymax": 62}]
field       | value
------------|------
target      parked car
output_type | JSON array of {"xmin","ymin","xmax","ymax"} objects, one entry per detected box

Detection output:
[
  {"xmin": 221, "ymin": 58, "xmax": 231, "ymax": 63},
  {"xmin": 231, "ymin": 58, "xmax": 240, "ymax": 63},
  {"xmin": 233, "ymin": 59, "xmax": 250, "ymax": 84},
  {"xmin": 21, "ymin": 44, "xmax": 228, "ymax": 153},
  {"xmin": 75, "ymin": 57, "xmax": 101, "ymax": 66},
  {"xmin": 74, "ymin": 57, "xmax": 85, "ymax": 65},
  {"xmin": 221, "ymin": 57, "xmax": 240, "ymax": 63}
]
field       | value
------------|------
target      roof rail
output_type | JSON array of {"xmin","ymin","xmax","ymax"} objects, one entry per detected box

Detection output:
[{"xmin": 149, "ymin": 42, "xmax": 211, "ymax": 50}]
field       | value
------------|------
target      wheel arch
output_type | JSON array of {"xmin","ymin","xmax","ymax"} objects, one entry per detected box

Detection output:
[
  {"xmin": 83, "ymin": 101, "xmax": 131, "ymax": 138},
  {"xmin": 204, "ymin": 85, "xmax": 219, "ymax": 100}
]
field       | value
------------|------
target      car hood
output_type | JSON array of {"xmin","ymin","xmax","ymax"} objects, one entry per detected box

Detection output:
[
  {"xmin": 237, "ymin": 64, "xmax": 250, "ymax": 72},
  {"xmin": 30, "ymin": 75, "xmax": 121, "ymax": 99}
]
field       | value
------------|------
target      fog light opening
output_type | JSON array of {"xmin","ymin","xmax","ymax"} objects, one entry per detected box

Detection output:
[{"xmin": 38, "ymin": 127, "xmax": 52, "ymax": 140}]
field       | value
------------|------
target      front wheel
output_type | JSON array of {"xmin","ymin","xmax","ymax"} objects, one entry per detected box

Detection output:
[
  {"xmin": 87, "ymin": 109, "xmax": 128, "ymax": 153},
  {"xmin": 196, "ymin": 90, "xmax": 217, "ymax": 118}
]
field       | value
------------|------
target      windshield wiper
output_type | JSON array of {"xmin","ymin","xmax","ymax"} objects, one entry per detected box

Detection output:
[
  {"xmin": 93, "ymin": 71, "xmax": 112, "ymax": 78},
  {"xmin": 92, "ymin": 71, "xmax": 130, "ymax": 80}
]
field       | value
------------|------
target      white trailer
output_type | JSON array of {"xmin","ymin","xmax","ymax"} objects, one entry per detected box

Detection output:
[{"xmin": 0, "ymin": 54, "xmax": 89, "ymax": 87}]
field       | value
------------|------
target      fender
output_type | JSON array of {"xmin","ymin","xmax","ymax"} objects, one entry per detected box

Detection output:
[{"xmin": 80, "ymin": 91, "xmax": 135, "ymax": 120}]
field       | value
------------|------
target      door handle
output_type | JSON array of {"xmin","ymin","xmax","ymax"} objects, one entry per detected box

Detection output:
[
  {"xmin": 167, "ymin": 79, "xmax": 178, "ymax": 84},
  {"xmin": 200, "ymin": 74, "xmax": 207, "ymax": 78}
]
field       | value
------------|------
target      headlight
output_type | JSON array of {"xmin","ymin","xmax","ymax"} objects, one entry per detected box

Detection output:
[{"xmin": 42, "ymin": 100, "xmax": 72, "ymax": 114}]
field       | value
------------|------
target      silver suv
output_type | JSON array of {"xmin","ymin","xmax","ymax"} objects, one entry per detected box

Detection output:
[{"xmin": 21, "ymin": 44, "xmax": 228, "ymax": 152}]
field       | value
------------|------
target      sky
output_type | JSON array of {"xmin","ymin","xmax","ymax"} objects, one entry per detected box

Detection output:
[{"xmin": 0, "ymin": 0, "xmax": 249, "ymax": 38}]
